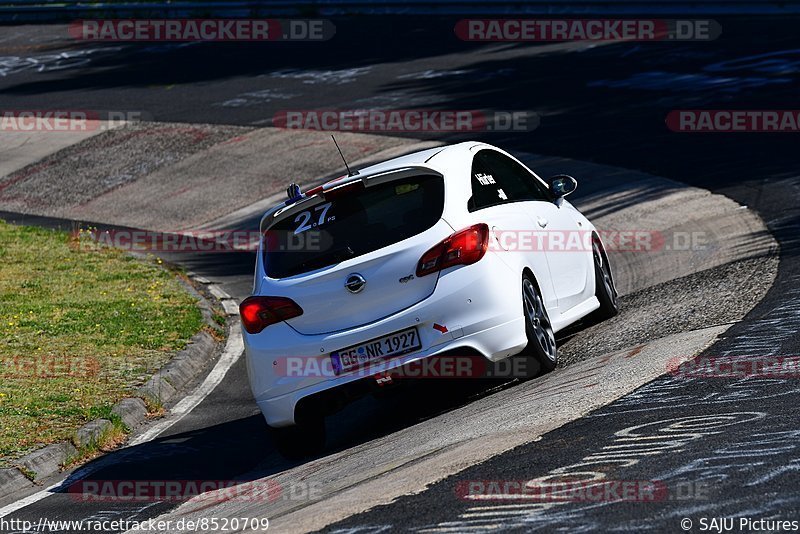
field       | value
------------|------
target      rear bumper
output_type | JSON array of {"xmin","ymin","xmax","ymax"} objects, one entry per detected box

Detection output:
[{"xmin": 243, "ymin": 252, "xmax": 527, "ymax": 427}]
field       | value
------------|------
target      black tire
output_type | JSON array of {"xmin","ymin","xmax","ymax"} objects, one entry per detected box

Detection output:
[
  {"xmin": 271, "ymin": 417, "xmax": 326, "ymax": 460},
  {"xmin": 590, "ymin": 238, "xmax": 619, "ymax": 321},
  {"xmin": 521, "ymin": 274, "xmax": 558, "ymax": 374}
]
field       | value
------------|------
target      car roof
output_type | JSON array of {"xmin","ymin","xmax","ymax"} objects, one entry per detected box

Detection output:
[
  {"xmin": 259, "ymin": 141, "xmax": 495, "ymax": 231},
  {"xmin": 355, "ymin": 141, "xmax": 483, "ymax": 177}
]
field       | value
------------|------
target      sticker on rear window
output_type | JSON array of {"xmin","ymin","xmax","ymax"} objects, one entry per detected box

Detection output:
[
  {"xmin": 395, "ymin": 183, "xmax": 420, "ymax": 195},
  {"xmin": 293, "ymin": 202, "xmax": 334, "ymax": 234},
  {"xmin": 475, "ymin": 173, "xmax": 496, "ymax": 185}
]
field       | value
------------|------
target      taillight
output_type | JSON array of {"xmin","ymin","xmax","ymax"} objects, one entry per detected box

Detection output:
[
  {"xmin": 239, "ymin": 296, "xmax": 303, "ymax": 334},
  {"xmin": 416, "ymin": 223, "xmax": 489, "ymax": 277}
]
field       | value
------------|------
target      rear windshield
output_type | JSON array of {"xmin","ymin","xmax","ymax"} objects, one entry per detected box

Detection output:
[{"xmin": 264, "ymin": 174, "xmax": 444, "ymax": 278}]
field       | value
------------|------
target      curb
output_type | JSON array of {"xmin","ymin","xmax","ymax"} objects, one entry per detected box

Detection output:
[{"xmin": 0, "ymin": 276, "xmax": 237, "ymax": 501}]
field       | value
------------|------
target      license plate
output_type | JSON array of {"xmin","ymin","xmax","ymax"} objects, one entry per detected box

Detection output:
[{"xmin": 331, "ymin": 327, "xmax": 421, "ymax": 375}]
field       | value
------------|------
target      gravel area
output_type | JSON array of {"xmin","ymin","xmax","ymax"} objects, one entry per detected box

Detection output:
[
  {"xmin": 0, "ymin": 122, "xmax": 251, "ymax": 215},
  {"xmin": 558, "ymin": 254, "xmax": 779, "ymax": 367}
]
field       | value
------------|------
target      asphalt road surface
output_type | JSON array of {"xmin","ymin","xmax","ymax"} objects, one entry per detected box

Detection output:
[{"xmin": 0, "ymin": 13, "xmax": 798, "ymax": 534}]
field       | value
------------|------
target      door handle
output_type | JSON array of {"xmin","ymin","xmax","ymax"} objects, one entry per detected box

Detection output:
[{"xmin": 537, "ymin": 218, "xmax": 548, "ymax": 228}]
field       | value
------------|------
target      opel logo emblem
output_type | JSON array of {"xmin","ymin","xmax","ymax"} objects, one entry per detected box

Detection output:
[{"xmin": 345, "ymin": 273, "xmax": 366, "ymax": 294}]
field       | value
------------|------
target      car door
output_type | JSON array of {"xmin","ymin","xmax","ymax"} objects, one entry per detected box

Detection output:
[
  {"xmin": 472, "ymin": 149, "xmax": 591, "ymax": 313},
  {"xmin": 467, "ymin": 149, "xmax": 558, "ymax": 311}
]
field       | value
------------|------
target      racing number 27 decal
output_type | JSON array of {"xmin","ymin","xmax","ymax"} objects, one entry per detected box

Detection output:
[{"xmin": 294, "ymin": 202, "xmax": 334, "ymax": 234}]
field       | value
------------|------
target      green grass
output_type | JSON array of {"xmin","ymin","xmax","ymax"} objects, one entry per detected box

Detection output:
[{"xmin": 0, "ymin": 220, "xmax": 203, "ymax": 467}]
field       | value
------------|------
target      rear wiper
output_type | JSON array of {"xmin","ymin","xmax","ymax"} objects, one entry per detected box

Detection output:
[{"xmin": 327, "ymin": 245, "xmax": 355, "ymax": 263}]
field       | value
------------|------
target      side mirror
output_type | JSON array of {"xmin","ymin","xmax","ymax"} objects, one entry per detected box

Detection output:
[{"xmin": 549, "ymin": 175, "xmax": 577, "ymax": 199}]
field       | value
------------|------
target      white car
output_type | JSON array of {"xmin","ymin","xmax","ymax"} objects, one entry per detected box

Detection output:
[{"xmin": 240, "ymin": 142, "xmax": 618, "ymax": 456}]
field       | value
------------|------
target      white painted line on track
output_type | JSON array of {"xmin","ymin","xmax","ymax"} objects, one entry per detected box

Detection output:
[
  {"xmin": 0, "ymin": 286, "xmax": 244, "ymax": 518},
  {"xmin": 128, "ymin": 320, "xmax": 244, "ymax": 446},
  {"xmin": 0, "ymin": 482, "xmax": 62, "ymax": 520}
]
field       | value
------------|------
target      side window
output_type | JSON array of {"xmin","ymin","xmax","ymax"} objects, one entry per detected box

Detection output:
[
  {"xmin": 468, "ymin": 149, "xmax": 551, "ymax": 212},
  {"xmin": 468, "ymin": 152, "xmax": 502, "ymax": 211}
]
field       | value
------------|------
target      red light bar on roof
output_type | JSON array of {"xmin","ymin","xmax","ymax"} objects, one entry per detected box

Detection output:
[
  {"xmin": 304, "ymin": 185, "xmax": 324, "ymax": 197},
  {"xmin": 323, "ymin": 180, "xmax": 365, "ymax": 199}
]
